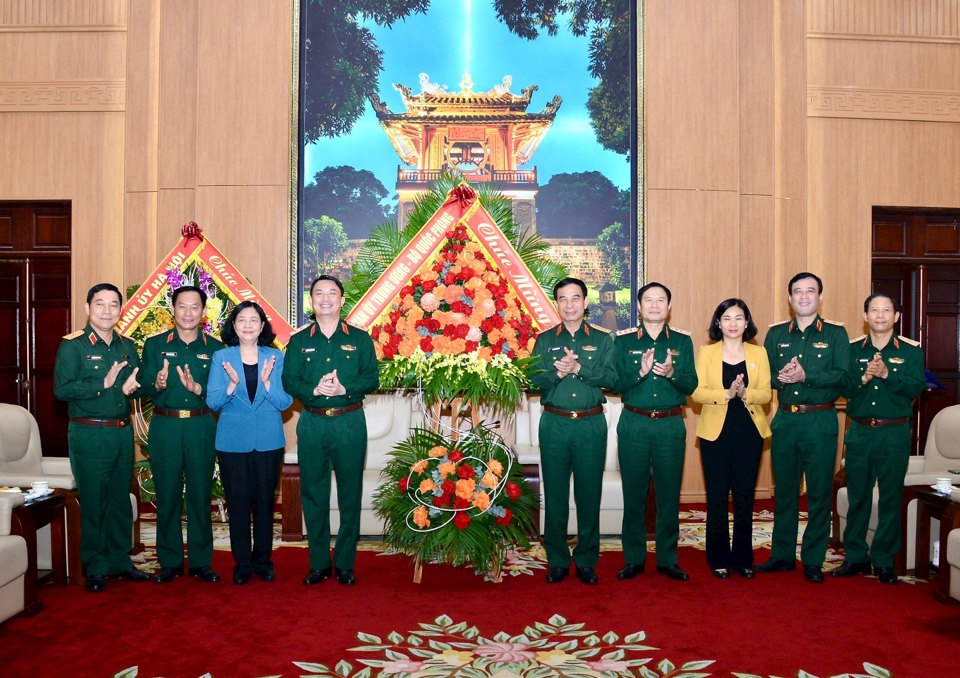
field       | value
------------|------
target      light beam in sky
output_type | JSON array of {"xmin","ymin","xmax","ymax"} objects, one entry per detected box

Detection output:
[{"xmin": 463, "ymin": 0, "xmax": 472, "ymax": 83}]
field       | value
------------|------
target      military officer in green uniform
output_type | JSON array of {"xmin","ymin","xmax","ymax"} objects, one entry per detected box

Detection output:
[
  {"xmin": 282, "ymin": 275, "xmax": 379, "ymax": 586},
  {"xmin": 53, "ymin": 283, "xmax": 150, "ymax": 592},
  {"xmin": 140, "ymin": 286, "xmax": 222, "ymax": 584},
  {"xmin": 531, "ymin": 277, "xmax": 616, "ymax": 585},
  {"xmin": 759, "ymin": 272, "xmax": 850, "ymax": 583},
  {"xmin": 614, "ymin": 282, "xmax": 697, "ymax": 582},
  {"xmin": 832, "ymin": 292, "xmax": 925, "ymax": 585}
]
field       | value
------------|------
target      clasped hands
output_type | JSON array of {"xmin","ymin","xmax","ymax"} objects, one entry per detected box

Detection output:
[
  {"xmin": 554, "ymin": 347, "xmax": 582, "ymax": 379},
  {"xmin": 861, "ymin": 352, "xmax": 887, "ymax": 384},
  {"xmin": 638, "ymin": 348, "xmax": 674, "ymax": 379},
  {"xmin": 726, "ymin": 373, "xmax": 748, "ymax": 402},
  {"xmin": 777, "ymin": 356, "xmax": 806, "ymax": 385},
  {"xmin": 104, "ymin": 360, "xmax": 140, "ymax": 397},
  {"xmin": 313, "ymin": 369, "xmax": 346, "ymax": 397},
  {"xmin": 154, "ymin": 358, "xmax": 202, "ymax": 396}
]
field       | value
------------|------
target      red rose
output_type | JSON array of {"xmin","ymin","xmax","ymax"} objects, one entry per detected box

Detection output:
[
  {"xmin": 443, "ymin": 272, "xmax": 457, "ymax": 285},
  {"xmin": 448, "ymin": 449, "xmax": 463, "ymax": 462},
  {"xmin": 441, "ymin": 479, "xmax": 456, "ymax": 494},
  {"xmin": 422, "ymin": 279, "xmax": 436, "ymax": 292},
  {"xmin": 496, "ymin": 508, "xmax": 513, "ymax": 526},
  {"xmin": 505, "ymin": 482, "xmax": 521, "ymax": 500},
  {"xmin": 420, "ymin": 336, "xmax": 433, "ymax": 353},
  {"xmin": 383, "ymin": 323, "xmax": 395, "ymax": 335},
  {"xmin": 399, "ymin": 477, "xmax": 410, "ymax": 493},
  {"xmin": 453, "ymin": 512, "xmax": 472, "ymax": 529},
  {"xmin": 465, "ymin": 340, "xmax": 479, "ymax": 353},
  {"xmin": 454, "ymin": 496, "xmax": 471, "ymax": 509},
  {"xmin": 434, "ymin": 493, "xmax": 452, "ymax": 508},
  {"xmin": 383, "ymin": 344, "xmax": 398, "ymax": 359},
  {"xmin": 371, "ymin": 326, "xmax": 380, "ymax": 340},
  {"xmin": 456, "ymin": 465, "xmax": 475, "ymax": 479}
]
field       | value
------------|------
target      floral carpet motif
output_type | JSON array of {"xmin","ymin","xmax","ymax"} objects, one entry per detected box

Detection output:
[{"xmin": 281, "ymin": 614, "xmax": 890, "ymax": 678}]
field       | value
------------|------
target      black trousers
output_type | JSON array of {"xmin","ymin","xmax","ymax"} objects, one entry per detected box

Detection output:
[
  {"xmin": 699, "ymin": 427, "xmax": 763, "ymax": 570},
  {"xmin": 217, "ymin": 449, "xmax": 282, "ymax": 575}
]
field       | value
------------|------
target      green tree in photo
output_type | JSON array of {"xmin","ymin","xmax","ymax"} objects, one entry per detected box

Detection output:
[
  {"xmin": 535, "ymin": 171, "xmax": 629, "ymax": 237},
  {"xmin": 303, "ymin": 216, "xmax": 349, "ymax": 279},
  {"xmin": 596, "ymin": 220, "xmax": 628, "ymax": 287},
  {"xmin": 302, "ymin": 166, "xmax": 394, "ymax": 239}
]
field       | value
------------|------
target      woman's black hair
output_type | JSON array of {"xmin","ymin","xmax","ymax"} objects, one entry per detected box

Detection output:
[
  {"xmin": 708, "ymin": 298, "xmax": 758, "ymax": 342},
  {"xmin": 219, "ymin": 301, "xmax": 276, "ymax": 347}
]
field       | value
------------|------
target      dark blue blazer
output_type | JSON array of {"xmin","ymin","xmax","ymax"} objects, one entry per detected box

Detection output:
[{"xmin": 206, "ymin": 345, "xmax": 293, "ymax": 452}]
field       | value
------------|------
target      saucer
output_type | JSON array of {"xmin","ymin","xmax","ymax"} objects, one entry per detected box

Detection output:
[
  {"xmin": 23, "ymin": 487, "xmax": 53, "ymax": 500},
  {"xmin": 931, "ymin": 483, "xmax": 956, "ymax": 493}
]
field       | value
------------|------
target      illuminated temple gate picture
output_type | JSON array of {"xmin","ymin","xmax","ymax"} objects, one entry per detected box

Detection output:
[{"xmin": 296, "ymin": 1, "xmax": 640, "ymax": 329}]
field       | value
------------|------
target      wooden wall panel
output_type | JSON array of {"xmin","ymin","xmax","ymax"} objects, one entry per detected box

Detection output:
[
  {"xmin": 156, "ymin": 188, "xmax": 197, "ymax": 245},
  {"xmin": 0, "ymin": 0, "xmax": 126, "ymax": 27},
  {"xmin": 776, "ymin": 0, "xmax": 807, "ymax": 201},
  {"xmin": 739, "ymin": 0, "xmax": 774, "ymax": 196},
  {"xmin": 645, "ymin": 0, "xmax": 740, "ymax": 191},
  {"xmin": 157, "ymin": 0, "xmax": 198, "ymax": 191},
  {"xmin": 124, "ymin": 0, "xmax": 158, "ymax": 194}
]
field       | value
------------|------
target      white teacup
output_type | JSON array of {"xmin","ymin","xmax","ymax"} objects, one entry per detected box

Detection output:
[
  {"xmin": 935, "ymin": 477, "xmax": 953, "ymax": 492},
  {"xmin": 30, "ymin": 480, "xmax": 49, "ymax": 494}
]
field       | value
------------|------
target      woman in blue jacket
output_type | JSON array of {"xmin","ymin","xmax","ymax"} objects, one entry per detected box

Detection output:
[{"xmin": 207, "ymin": 301, "xmax": 293, "ymax": 584}]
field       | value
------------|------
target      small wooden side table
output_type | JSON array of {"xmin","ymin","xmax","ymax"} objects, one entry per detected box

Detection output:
[
  {"xmin": 914, "ymin": 488, "xmax": 960, "ymax": 604},
  {"xmin": 9, "ymin": 488, "xmax": 80, "ymax": 615}
]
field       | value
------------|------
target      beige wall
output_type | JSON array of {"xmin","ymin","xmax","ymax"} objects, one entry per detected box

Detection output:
[{"xmin": 3, "ymin": 1, "xmax": 959, "ymax": 498}]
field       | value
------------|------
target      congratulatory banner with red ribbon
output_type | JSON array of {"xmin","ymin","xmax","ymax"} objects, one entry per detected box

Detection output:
[
  {"xmin": 117, "ymin": 222, "xmax": 294, "ymax": 348},
  {"xmin": 346, "ymin": 184, "xmax": 560, "ymax": 331}
]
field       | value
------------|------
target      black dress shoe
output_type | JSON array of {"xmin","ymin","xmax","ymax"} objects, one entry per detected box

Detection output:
[
  {"xmin": 117, "ymin": 566, "xmax": 150, "ymax": 582},
  {"xmin": 617, "ymin": 563, "xmax": 644, "ymax": 580},
  {"xmin": 874, "ymin": 566, "xmax": 898, "ymax": 585},
  {"xmin": 545, "ymin": 566, "xmax": 568, "ymax": 583},
  {"xmin": 233, "ymin": 571, "xmax": 252, "ymax": 585},
  {"xmin": 803, "ymin": 564, "xmax": 824, "ymax": 583},
  {"xmin": 733, "ymin": 567, "xmax": 755, "ymax": 579},
  {"xmin": 302, "ymin": 567, "xmax": 333, "ymax": 585},
  {"xmin": 755, "ymin": 557, "xmax": 796, "ymax": 573},
  {"xmin": 153, "ymin": 567, "xmax": 183, "ymax": 584},
  {"xmin": 189, "ymin": 566, "xmax": 220, "ymax": 583},
  {"xmin": 256, "ymin": 567, "xmax": 276, "ymax": 582},
  {"xmin": 831, "ymin": 561, "xmax": 872, "ymax": 577},
  {"xmin": 575, "ymin": 566, "xmax": 598, "ymax": 585},
  {"xmin": 85, "ymin": 574, "xmax": 106, "ymax": 592},
  {"xmin": 335, "ymin": 568, "xmax": 357, "ymax": 585},
  {"xmin": 712, "ymin": 568, "xmax": 730, "ymax": 579},
  {"xmin": 656, "ymin": 564, "xmax": 690, "ymax": 581}
]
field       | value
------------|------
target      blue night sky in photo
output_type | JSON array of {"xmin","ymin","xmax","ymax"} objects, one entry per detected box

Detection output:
[{"xmin": 302, "ymin": 0, "xmax": 631, "ymax": 197}]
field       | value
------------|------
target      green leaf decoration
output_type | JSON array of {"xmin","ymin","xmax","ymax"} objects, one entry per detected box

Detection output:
[
  {"xmin": 680, "ymin": 660, "xmax": 717, "ymax": 670},
  {"xmin": 112, "ymin": 668, "xmax": 138, "ymax": 678},
  {"xmin": 292, "ymin": 662, "xmax": 332, "ymax": 672},
  {"xmin": 334, "ymin": 659, "xmax": 352, "ymax": 676},
  {"xmin": 863, "ymin": 664, "xmax": 892, "ymax": 678}
]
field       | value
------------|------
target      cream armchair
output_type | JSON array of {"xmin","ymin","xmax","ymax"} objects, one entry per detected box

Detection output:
[
  {"xmin": 836, "ymin": 404, "xmax": 960, "ymax": 571},
  {"xmin": 947, "ymin": 526, "xmax": 960, "ymax": 602},
  {"xmin": 0, "ymin": 403, "xmax": 75, "ymax": 490},
  {"xmin": 0, "ymin": 492, "xmax": 27, "ymax": 624}
]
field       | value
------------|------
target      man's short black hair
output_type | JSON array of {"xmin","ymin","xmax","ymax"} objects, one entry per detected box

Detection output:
[
  {"xmin": 86, "ymin": 283, "xmax": 122, "ymax": 305},
  {"xmin": 788, "ymin": 272, "xmax": 823, "ymax": 296}
]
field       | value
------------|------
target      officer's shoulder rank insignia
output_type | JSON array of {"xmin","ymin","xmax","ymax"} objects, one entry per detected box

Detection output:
[
  {"xmin": 822, "ymin": 318, "xmax": 845, "ymax": 326},
  {"xmin": 616, "ymin": 326, "xmax": 638, "ymax": 337},
  {"xmin": 586, "ymin": 323, "xmax": 610, "ymax": 334},
  {"xmin": 897, "ymin": 335, "xmax": 921, "ymax": 347},
  {"xmin": 850, "ymin": 335, "xmax": 866, "ymax": 344},
  {"xmin": 669, "ymin": 326, "xmax": 691, "ymax": 336},
  {"xmin": 63, "ymin": 329, "xmax": 84, "ymax": 340}
]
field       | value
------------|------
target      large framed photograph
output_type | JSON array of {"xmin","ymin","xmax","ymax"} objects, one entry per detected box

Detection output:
[{"xmin": 294, "ymin": 0, "xmax": 643, "ymax": 330}]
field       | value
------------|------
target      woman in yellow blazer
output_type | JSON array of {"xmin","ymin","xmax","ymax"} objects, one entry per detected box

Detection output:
[{"xmin": 692, "ymin": 298, "xmax": 772, "ymax": 579}]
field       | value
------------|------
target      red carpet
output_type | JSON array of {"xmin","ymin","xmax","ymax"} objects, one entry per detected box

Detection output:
[{"xmin": 1, "ymin": 542, "xmax": 959, "ymax": 677}]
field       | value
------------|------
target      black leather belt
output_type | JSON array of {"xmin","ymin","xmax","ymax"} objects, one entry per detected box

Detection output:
[
  {"xmin": 543, "ymin": 405, "xmax": 603, "ymax": 419},
  {"xmin": 70, "ymin": 417, "xmax": 129, "ymax": 428},
  {"xmin": 782, "ymin": 402, "xmax": 835, "ymax": 414},
  {"xmin": 153, "ymin": 407, "xmax": 212, "ymax": 419},
  {"xmin": 305, "ymin": 402, "xmax": 363, "ymax": 417},
  {"xmin": 853, "ymin": 417, "xmax": 910, "ymax": 428},
  {"xmin": 624, "ymin": 404, "xmax": 682, "ymax": 419}
]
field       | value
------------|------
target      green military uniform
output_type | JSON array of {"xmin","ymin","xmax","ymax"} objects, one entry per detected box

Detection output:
[
  {"xmin": 53, "ymin": 325, "xmax": 141, "ymax": 577},
  {"xmin": 281, "ymin": 321, "xmax": 379, "ymax": 571},
  {"xmin": 764, "ymin": 316, "xmax": 850, "ymax": 566},
  {"xmin": 842, "ymin": 334, "xmax": 925, "ymax": 568},
  {"xmin": 614, "ymin": 325, "xmax": 697, "ymax": 568},
  {"xmin": 531, "ymin": 322, "xmax": 616, "ymax": 569},
  {"xmin": 140, "ymin": 329, "xmax": 221, "ymax": 572}
]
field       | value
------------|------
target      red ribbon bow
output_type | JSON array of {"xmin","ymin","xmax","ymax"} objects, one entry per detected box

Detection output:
[
  {"xmin": 444, "ymin": 184, "xmax": 476, "ymax": 210},
  {"xmin": 181, "ymin": 221, "xmax": 204, "ymax": 241}
]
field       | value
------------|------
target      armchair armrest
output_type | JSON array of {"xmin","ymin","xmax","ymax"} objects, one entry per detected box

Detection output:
[{"xmin": 0, "ymin": 492, "xmax": 26, "ymax": 535}]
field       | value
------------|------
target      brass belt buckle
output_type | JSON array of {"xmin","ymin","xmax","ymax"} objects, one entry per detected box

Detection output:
[
  {"xmin": 325, "ymin": 408, "xmax": 335, "ymax": 416},
  {"xmin": 178, "ymin": 410, "xmax": 190, "ymax": 419},
  {"xmin": 570, "ymin": 411, "xmax": 579, "ymax": 419}
]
